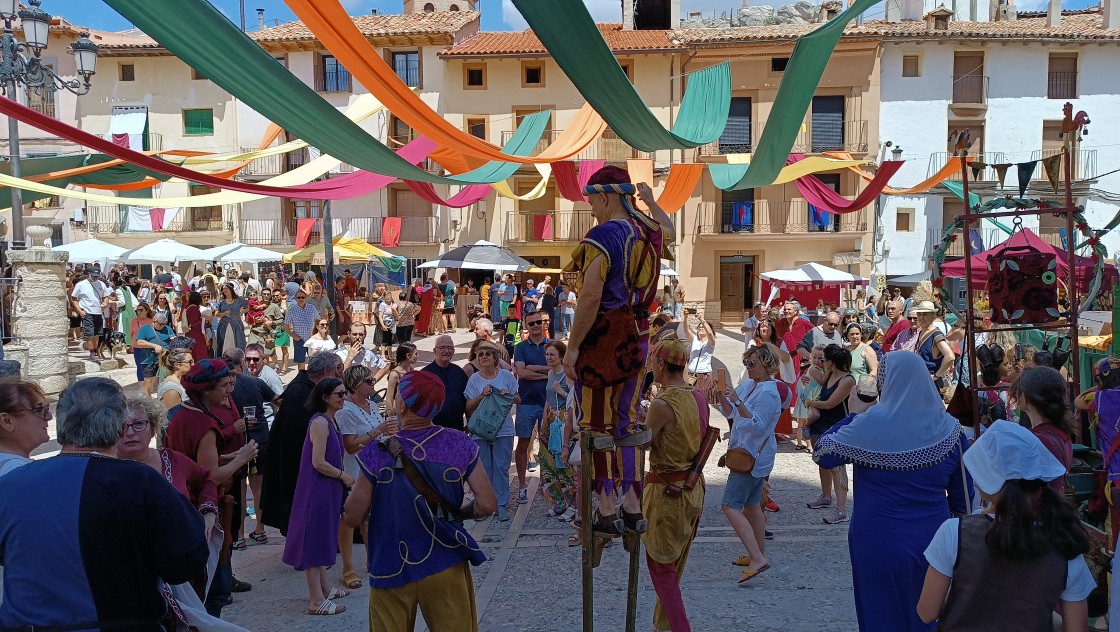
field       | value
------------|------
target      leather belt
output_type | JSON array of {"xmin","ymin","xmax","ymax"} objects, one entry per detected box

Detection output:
[{"xmin": 645, "ymin": 470, "xmax": 691, "ymax": 485}]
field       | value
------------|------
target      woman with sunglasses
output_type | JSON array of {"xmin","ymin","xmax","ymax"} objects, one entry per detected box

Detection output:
[
  {"xmin": 304, "ymin": 319, "xmax": 338, "ymax": 356},
  {"xmin": 152, "ymin": 291, "xmax": 176, "ymax": 327},
  {"xmin": 0, "ymin": 380, "xmax": 51, "ymax": 478},
  {"xmin": 335, "ymin": 365, "xmax": 393, "ymax": 591},
  {"xmin": 265, "ymin": 292, "xmax": 288, "ymax": 372},
  {"xmin": 465, "ymin": 340, "xmax": 520, "ymax": 521},
  {"xmin": 157, "ymin": 349, "xmax": 193, "ymax": 420},
  {"xmin": 128, "ymin": 302, "xmax": 155, "ymax": 384},
  {"xmin": 283, "ymin": 377, "xmax": 354, "ymax": 616},
  {"xmin": 384, "ymin": 342, "xmax": 419, "ymax": 419}
]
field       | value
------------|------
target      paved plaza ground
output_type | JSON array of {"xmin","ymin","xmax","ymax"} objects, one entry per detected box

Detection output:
[{"xmin": 207, "ymin": 327, "xmax": 860, "ymax": 631}]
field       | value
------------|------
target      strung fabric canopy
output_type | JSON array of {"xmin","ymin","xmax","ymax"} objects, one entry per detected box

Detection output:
[
  {"xmin": 707, "ymin": 0, "xmax": 880, "ymax": 190},
  {"xmin": 418, "ymin": 240, "xmax": 532, "ymax": 272},
  {"xmin": 197, "ymin": 243, "xmax": 285, "ymax": 263},
  {"xmin": 709, "ymin": 156, "xmax": 865, "ymax": 191},
  {"xmin": 105, "ymin": 0, "xmax": 553, "ymax": 186},
  {"xmin": 513, "ymin": 0, "xmax": 729, "ymax": 152},
  {"xmin": 760, "ymin": 262, "xmax": 870, "ymax": 289},
  {"xmin": 283, "ymin": 0, "xmax": 607, "ymax": 163},
  {"xmin": 118, "ymin": 238, "xmax": 208, "ymax": 264},
  {"xmin": 939, "ymin": 228, "xmax": 1114, "ymax": 291},
  {"xmin": 283, "ymin": 237, "xmax": 404, "ymax": 266},
  {"xmin": 52, "ymin": 238, "xmax": 128, "ymax": 263}
]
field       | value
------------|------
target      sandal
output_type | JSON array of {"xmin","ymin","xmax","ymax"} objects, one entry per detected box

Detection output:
[
  {"xmin": 568, "ymin": 533, "xmax": 581, "ymax": 547},
  {"xmin": 248, "ymin": 531, "xmax": 268, "ymax": 544},
  {"xmin": 326, "ymin": 587, "xmax": 350, "ymax": 600},
  {"xmin": 309, "ymin": 599, "xmax": 346, "ymax": 616},
  {"xmin": 231, "ymin": 539, "xmax": 247, "ymax": 551},
  {"xmin": 341, "ymin": 570, "xmax": 362, "ymax": 589},
  {"xmin": 737, "ymin": 563, "xmax": 771, "ymax": 584},
  {"xmin": 732, "ymin": 554, "xmax": 751, "ymax": 567}
]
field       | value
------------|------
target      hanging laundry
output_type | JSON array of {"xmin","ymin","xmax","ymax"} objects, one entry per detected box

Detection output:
[
  {"xmin": 111, "ymin": 134, "xmax": 131, "ymax": 149},
  {"xmin": 1017, "ymin": 161, "xmax": 1038, "ymax": 198},
  {"xmin": 968, "ymin": 228, "xmax": 985, "ymax": 255},
  {"xmin": 533, "ymin": 214, "xmax": 554, "ymax": 240},
  {"xmin": 1042, "ymin": 154, "xmax": 1063, "ymax": 194},
  {"xmin": 810, "ymin": 204, "xmax": 831, "ymax": 230},
  {"xmin": 731, "ymin": 201, "xmax": 753, "ymax": 232}
]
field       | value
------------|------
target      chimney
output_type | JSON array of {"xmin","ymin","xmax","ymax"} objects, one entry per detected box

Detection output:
[
  {"xmin": 1106, "ymin": 0, "xmax": 1120, "ymax": 29},
  {"xmin": 256, "ymin": 8, "xmax": 265, "ymax": 28},
  {"xmin": 371, "ymin": 8, "xmax": 378, "ymax": 14},
  {"xmin": 1047, "ymin": 0, "xmax": 1060, "ymax": 27}
]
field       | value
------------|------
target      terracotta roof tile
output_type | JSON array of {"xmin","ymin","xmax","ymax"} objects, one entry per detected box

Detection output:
[
  {"xmin": 673, "ymin": 8, "xmax": 1120, "ymax": 44},
  {"xmin": 85, "ymin": 28, "xmax": 160, "ymax": 49},
  {"xmin": 251, "ymin": 11, "xmax": 478, "ymax": 42},
  {"xmin": 441, "ymin": 23, "xmax": 685, "ymax": 56}
]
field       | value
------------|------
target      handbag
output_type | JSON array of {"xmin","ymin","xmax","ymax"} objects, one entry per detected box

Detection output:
[
  {"xmin": 575, "ymin": 304, "xmax": 645, "ymax": 389},
  {"xmin": 547, "ymin": 413, "xmax": 565, "ymax": 456},
  {"xmin": 468, "ymin": 391, "xmax": 515, "ymax": 442},
  {"xmin": 986, "ymin": 243, "xmax": 1060, "ymax": 324}
]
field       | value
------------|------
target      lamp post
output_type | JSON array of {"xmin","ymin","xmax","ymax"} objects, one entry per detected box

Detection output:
[{"xmin": 0, "ymin": 0, "xmax": 97, "ymax": 249}]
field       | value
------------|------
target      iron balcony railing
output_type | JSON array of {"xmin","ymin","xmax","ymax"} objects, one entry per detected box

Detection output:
[
  {"xmin": 1047, "ymin": 71, "xmax": 1077, "ymax": 100},
  {"xmin": 1028, "ymin": 148, "xmax": 1097, "ymax": 182},
  {"xmin": 926, "ymin": 227, "xmax": 1006, "ymax": 259},
  {"xmin": 697, "ymin": 200, "xmax": 867, "ymax": 235},
  {"xmin": 506, "ymin": 211, "xmax": 595, "ymax": 244},
  {"xmin": 699, "ymin": 121, "xmax": 756, "ymax": 156},
  {"xmin": 86, "ymin": 205, "xmax": 235, "ymax": 234},
  {"xmin": 927, "ymin": 152, "xmax": 1009, "ymax": 182},
  {"xmin": 951, "ymin": 75, "xmax": 988, "ymax": 105},
  {"xmin": 239, "ymin": 216, "xmax": 436, "ymax": 247},
  {"xmin": 789, "ymin": 120, "xmax": 869, "ymax": 154},
  {"xmin": 317, "ymin": 67, "xmax": 351, "ymax": 93}
]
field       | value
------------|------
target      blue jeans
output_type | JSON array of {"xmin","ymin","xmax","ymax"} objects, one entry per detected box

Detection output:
[
  {"xmin": 560, "ymin": 312, "xmax": 573, "ymax": 338},
  {"xmin": 205, "ymin": 556, "xmax": 232, "ymax": 617},
  {"xmin": 475, "ymin": 436, "xmax": 514, "ymax": 507}
]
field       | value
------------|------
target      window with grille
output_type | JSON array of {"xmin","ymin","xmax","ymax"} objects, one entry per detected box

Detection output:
[
  {"xmin": 466, "ymin": 117, "xmax": 487, "ymax": 140},
  {"xmin": 320, "ymin": 55, "xmax": 351, "ymax": 92},
  {"xmin": 183, "ymin": 109, "xmax": 214, "ymax": 136},
  {"xmin": 1047, "ymin": 54, "xmax": 1077, "ymax": 99},
  {"xmin": 392, "ymin": 52, "xmax": 420, "ymax": 88},
  {"xmin": 26, "ymin": 85, "xmax": 55, "ymax": 118}
]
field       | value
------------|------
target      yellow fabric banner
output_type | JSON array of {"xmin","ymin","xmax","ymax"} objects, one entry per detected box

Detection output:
[
  {"xmin": 491, "ymin": 164, "xmax": 553, "ymax": 201},
  {"xmin": 825, "ymin": 151, "xmax": 967, "ymax": 195}
]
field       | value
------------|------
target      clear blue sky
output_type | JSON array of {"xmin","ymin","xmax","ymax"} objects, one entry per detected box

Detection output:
[{"xmin": 56, "ymin": 0, "xmax": 1103, "ymax": 34}]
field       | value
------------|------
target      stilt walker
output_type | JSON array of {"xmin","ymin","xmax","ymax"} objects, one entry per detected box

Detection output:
[{"xmin": 560, "ymin": 166, "xmax": 676, "ymax": 632}]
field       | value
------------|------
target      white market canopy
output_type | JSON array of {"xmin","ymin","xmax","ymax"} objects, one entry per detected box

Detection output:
[
  {"xmin": 117, "ymin": 238, "xmax": 208, "ymax": 265},
  {"xmin": 52, "ymin": 238, "xmax": 127, "ymax": 263},
  {"xmin": 759, "ymin": 261, "xmax": 870, "ymax": 289},
  {"xmin": 197, "ymin": 242, "xmax": 285, "ymax": 263},
  {"xmin": 660, "ymin": 263, "xmax": 679, "ymax": 277}
]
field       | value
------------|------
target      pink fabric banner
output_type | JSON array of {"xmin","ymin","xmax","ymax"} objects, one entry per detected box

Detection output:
[
  {"xmin": 149, "ymin": 208, "xmax": 166, "ymax": 231},
  {"xmin": 533, "ymin": 214, "xmax": 554, "ymax": 240},
  {"xmin": 403, "ymin": 181, "xmax": 491, "ymax": 208},
  {"xmin": 111, "ymin": 133, "xmax": 131, "ymax": 149},
  {"xmin": 555, "ymin": 160, "xmax": 605, "ymax": 202},
  {"xmin": 295, "ymin": 218, "xmax": 318, "ymax": 249},
  {"xmin": 0, "ymin": 95, "xmax": 436, "ymax": 200},
  {"xmin": 789, "ymin": 156, "xmax": 904, "ymax": 214}
]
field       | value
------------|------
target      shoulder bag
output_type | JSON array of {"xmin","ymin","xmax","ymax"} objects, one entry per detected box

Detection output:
[
  {"xmin": 467, "ymin": 390, "xmax": 515, "ymax": 443},
  {"xmin": 381, "ymin": 435, "xmax": 468, "ymax": 523},
  {"xmin": 719, "ymin": 383, "xmax": 764, "ymax": 474}
]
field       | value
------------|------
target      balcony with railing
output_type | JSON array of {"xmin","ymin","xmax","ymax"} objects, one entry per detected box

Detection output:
[
  {"xmin": 316, "ymin": 67, "xmax": 352, "ymax": 93},
  {"xmin": 102, "ymin": 132, "xmax": 162, "ymax": 152},
  {"xmin": 697, "ymin": 200, "xmax": 866, "ymax": 236},
  {"xmin": 239, "ymin": 215, "xmax": 436, "ymax": 247},
  {"xmin": 86, "ymin": 205, "xmax": 235, "ymax": 234},
  {"xmin": 791, "ymin": 120, "xmax": 870, "ymax": 154},
  {"xmin": 27, "ymin": 91, "xmax": 55, "ymax": 119},
  {"xmin": 927, "ymin": 152, "xmax": 1009, "ymax": 182},
  {"xmin": 1029, "ymin": 148, "xmax": 1097, "ymax": 181},
  {"xmin": 506, "ymin": 211, "xmax": 595, "ymax": 245},
  {"xmin": 698, "ymin": 122, "xmax": 756, "ymax": 157},
  {"xmin": 500, "ymin": 129, "xmax": 651, "ymax": 162},
  {"xmin": 951, "ymin": 75, "xmax": 988, "ymax": 105},
  {"xmin": 926, "ymin": 227, "xmax": 1006, "ymax": 258},
  {"xmin": 1047, "ymin": 71, "xmax": 1077, "ymax": 100}
]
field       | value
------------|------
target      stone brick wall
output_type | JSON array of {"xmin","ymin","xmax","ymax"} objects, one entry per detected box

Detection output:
[{"xmin": 8, "ymin": 248, "xmax": 71, "ymax": 398}]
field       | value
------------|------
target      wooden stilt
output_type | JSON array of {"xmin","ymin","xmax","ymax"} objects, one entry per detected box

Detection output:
[
  {"xmin": 580, "ymin": 431, "xmax": 596, "ymax": 632},
  {"xmin": 623, "ymin": 446, "xmax": 647, "ymax": 632}
]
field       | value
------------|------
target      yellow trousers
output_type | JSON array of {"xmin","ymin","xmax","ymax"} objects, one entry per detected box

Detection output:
[{"xmin": 369, "ymin": 561, "xmax": 478, "ymax": 632}]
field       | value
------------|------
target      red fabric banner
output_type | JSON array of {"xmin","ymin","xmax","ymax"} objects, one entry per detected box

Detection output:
[
  {"xmin": 0, "ymin": 95, "xmax": 438, "ymax": 200},
  {"xmin": 533, "ymin": 214, "xmax": 554, "ymax": 240},
  {"xmin": 403, "ymin": 181, "xmax": 490, "ymax": 209},
  {"xmin": 295, "ymin": 218, "xmax": 318, "ymax": 249},
  {"xmin": 555, "ymin": 160, "xmax": 605, "ymax": 202},
  {"xmin": 381, "ymin": 217, "xmax": 402, "ymax": 248},
  {"xmin": 149, "ymin": 208, "xmax": 166, "ymax": 231},
  {"xmin": 790, "ymin": 157, "xmax": 905, "ymax": 213},
  {"xmin": 111, "ymin": 133, "xmax": 131, "ymax": 149}
]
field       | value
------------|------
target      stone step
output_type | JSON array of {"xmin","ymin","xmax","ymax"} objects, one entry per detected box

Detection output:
[
  {"xmin": 72, "ymin": 366, "xmax": 142, "ymax": 391},
  {"xmin": 68, "ymin": 357, "xmax": 127, "ymax": 376}
]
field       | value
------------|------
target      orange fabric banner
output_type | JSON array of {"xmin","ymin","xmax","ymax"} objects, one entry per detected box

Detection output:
[
  {"xmin": 627, "ymin": 158, "xmax": 654, "ymax": 211},
  {"xmin": 826, "ymin": 151, "xmax": 967, "ymax": 195},
  {"xmin": 282, "ymin": 0, "xmax": 606, "ymax": 163},
  {"xmin": 656, "ymin": 164, "xmax": 705, "ymax": 215},
  {"xmin": 381, "ymin": 217, "xmax": 402, "ymax": 248},
  {"xmin": 295, "ymin": 218, "xmax": 318, "ymax": 249}
]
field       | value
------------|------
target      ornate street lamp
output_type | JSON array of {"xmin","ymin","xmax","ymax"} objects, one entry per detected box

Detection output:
[{"xmin": 0, "ymin": 0, "xmax": 98, "ymax": 248}]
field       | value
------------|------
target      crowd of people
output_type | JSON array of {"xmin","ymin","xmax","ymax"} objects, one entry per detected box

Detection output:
[{"xmin": 0, "ymin": 163, "xmax": 1106, "ymax": 632}]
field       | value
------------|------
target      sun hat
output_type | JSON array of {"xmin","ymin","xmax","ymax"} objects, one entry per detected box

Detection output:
[
  {"xmin": 397, "ymin": 370, "xmax": 445, "ymax": 419},
  {"xmin": 652, "ymin": 337, "xmax": 690, "ymax": 367},
  {"xmin": 963, "ymin": 421, "xmax": 1066, "ymax": 496},
  {"xmin": 910, "ymin": 300, "xmax": 937, "ymax": 315}
]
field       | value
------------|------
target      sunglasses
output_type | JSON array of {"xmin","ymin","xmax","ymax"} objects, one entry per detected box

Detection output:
[
  {"xmin": 15, "ymin": 402, "xmax": 50, "ymax": 420},
  {"xmin": 476, "ymin": 351, "xmax": 494, "ymax": 358},
  {"xmin": 527, "ymin": 321, "xmax": 543, "ymax": 326},
  {"xmin": 123, "ymin": 418, "xmax": 151, "ymax": 433},
  {"xmin": 246, "ymin": 357, "xmax": 262, "ymax": 364},
  {"xmin": 318, "ymin": 323, "xmax": 329, "ymax": 328},
  {"xmin": 331, "ymin": 390, "xmax": 349, "ymax": 398}
]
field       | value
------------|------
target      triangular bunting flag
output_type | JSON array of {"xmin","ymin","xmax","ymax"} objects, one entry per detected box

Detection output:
[
  {"xmin": 968, "ymin": 160, "xmax": 986, "ymax": 181},
  {"xmin": 992, "ymin": 163, "xmax": 1012, "ymax": 189},
  {"xmin": 1042, "ymin": 154, "xmax": 1063, "ymax": 194},
  {"xmin": 1017, "ymin": 160, "xmax": 1038, "ymax": 198}
]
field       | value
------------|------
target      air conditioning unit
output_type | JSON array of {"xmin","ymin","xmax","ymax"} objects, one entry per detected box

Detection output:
[{"xmin": 71, "ymin": 208, "xmax": 86, "ymax": 225}]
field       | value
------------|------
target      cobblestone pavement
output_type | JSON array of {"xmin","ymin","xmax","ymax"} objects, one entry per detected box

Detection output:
[{"xmin": 221, "ymin": 326, "xmax": 859, "ymax": 631}]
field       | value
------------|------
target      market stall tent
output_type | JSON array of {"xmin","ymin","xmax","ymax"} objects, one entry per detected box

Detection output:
[
  {"xmin": 939, "ymin": 228, "xmax": 1115, "ymax": 290},
  {"xmin": 52, "ymin": 238, "xmax": 127, "ymax": 263},
  {"xmin": 759, "ymin": 262, "xmax": 870, "ymax": 288}
]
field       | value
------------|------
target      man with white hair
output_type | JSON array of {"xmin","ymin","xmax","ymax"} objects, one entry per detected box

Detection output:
[
  {"xmin": 70, "ymin": 267, "xmax": 110, "ymax": 361},
  {"xmin": 0, "ymin": 378, "xmax": 208, "ymax": 629},
  {"xmin": 422, "ymin": 334, "xmax": 469, "ymax": 431}
]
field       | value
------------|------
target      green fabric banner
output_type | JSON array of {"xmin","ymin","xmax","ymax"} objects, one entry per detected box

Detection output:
[
  {"xmin": 708, "ymin": 0, "xmax": 881, "ymax": 190},
  {"xmin": 939, "ymin": 181, "xmax": 1014, "ymax": 235},
  {"xmin": 0, "ymin": 154, "xmax": 169, "ymax": 204},
  {"xmin": 512, "ymin": 0, "xmax": 729, "ymax": 152},
  {"xmin": 104, "ymin": 0, "xmax": 551, "ymax": 185}
]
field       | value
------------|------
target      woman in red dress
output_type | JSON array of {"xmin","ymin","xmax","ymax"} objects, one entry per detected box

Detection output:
[{"xmin": 183, "ymin": 291, "xmax": 210, "ymax": 361}]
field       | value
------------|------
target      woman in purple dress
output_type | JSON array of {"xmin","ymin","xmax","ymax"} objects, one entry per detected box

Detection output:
[{"xmin": 282, "ymin": 376, "xmax": 354, "ymax": 616}]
